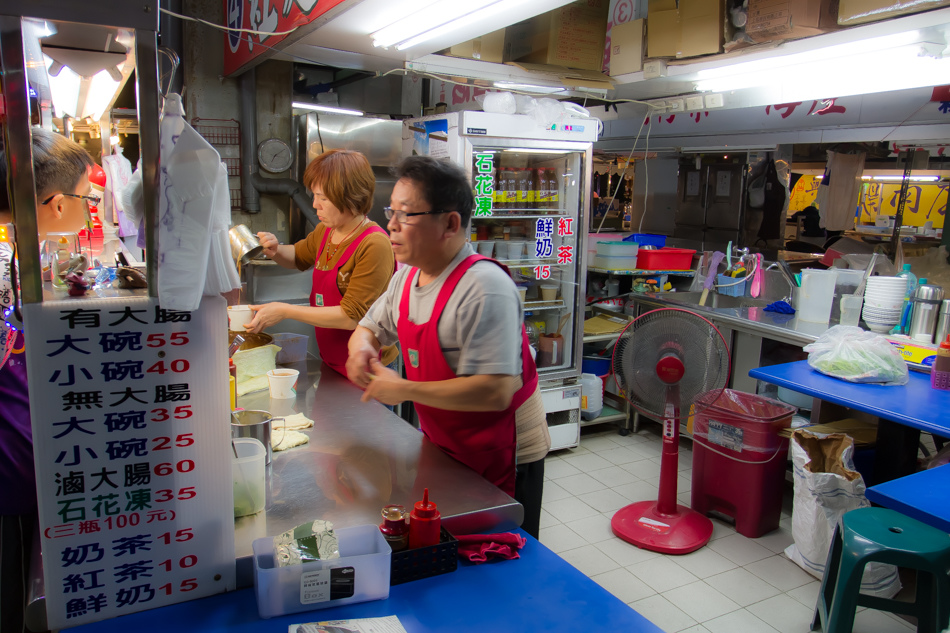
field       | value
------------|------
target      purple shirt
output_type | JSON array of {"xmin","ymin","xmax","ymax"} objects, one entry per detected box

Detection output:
[{"xmin": 1, "ymin": 323, "xmax": 35, "ymax": 515}]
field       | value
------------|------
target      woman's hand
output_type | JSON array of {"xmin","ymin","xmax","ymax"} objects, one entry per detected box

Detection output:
[
  {"xmin": 257, "ymin": 232, "xmax": 280, "ymax": 258},
  {"xmin": 360, "ymin": 358, "xmax": 405, "ymax": 405},
  {"xmin": 246, "ymin": 303, "xmax": 287, "ymax": 333}
]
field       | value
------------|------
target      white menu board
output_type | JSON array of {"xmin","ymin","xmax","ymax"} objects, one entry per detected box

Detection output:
[{"xmin": 23, "ymin": 295, "xmax": 235, "ymax": 629}]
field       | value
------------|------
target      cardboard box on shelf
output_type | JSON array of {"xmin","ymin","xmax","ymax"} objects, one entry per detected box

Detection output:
[
  {"xmin": 447, "ymin": 29, "xmax": 506, "ymax": 63},
  {"xmin": 747, "ymin": 0, "xmax": 838, "ymax": 43},
  {"xmin": 603, "ymin": 0, "xmax": 648, "ymax": 72},
  {"xmin": 504, "ymin": 0, "xmax": 610, "ymax": 71},
  {"xmin": 838, "ymin": 0, "xmax": 950, "ymax": 24},
  {"xmin": 609, "ymin": 18, "xmax": 645, "ymax": 75},
  {"xmin": 647, "ymin": 0, "xmax": 725, "ymax": 59}
]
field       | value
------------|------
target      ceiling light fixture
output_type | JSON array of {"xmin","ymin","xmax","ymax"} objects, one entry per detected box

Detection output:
[
  {"xmin": 292, "ymin": 101, "xmax": 364, "ymax": 117},
  {"xmin": 371, "ymin": 0, "xmax": 530, "ymax": 51},
  {"xmin": 493, "ymin": 81, "xmax": 567, "ymax": 94}
]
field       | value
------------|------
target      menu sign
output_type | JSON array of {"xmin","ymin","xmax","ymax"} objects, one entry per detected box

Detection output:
[{"xmin": 24, "ymin": 295, "xmax": 235, "ymax": 629}]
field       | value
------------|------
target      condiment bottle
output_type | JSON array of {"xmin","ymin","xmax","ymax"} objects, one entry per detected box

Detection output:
[
  {"xmin": 379, "ymin": 504, "xmax": 409, "ymax": 552},
  {"xmin": 229, "ymin": 359, "xmax": 237, "ymax": 410},
  {"xmin": 932, "ymin": 335, "xmax": 950, "ymax": 391},
  {"xmin": 408, "ymin": 488, "xmax": 441, "ymax": 549}
]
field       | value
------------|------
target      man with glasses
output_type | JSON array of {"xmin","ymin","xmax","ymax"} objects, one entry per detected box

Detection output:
[
  {"xmin": 0, "ymin": 127, "xmax": 94, "ymax": 633},
  {"xmin": 347, "ymin": 155, "xmax": 549, "ymax": 538}
]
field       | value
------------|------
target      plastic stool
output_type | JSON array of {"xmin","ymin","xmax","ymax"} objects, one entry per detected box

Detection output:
[{"xmin": 811, "ymin": 507, "xmax": 950, "ymax": 633}]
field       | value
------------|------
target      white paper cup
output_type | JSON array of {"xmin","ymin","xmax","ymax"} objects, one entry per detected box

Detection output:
[
  {"xmin": 267, "ymin": 368, "xmax": 299, "ymax": 399},
  {"xmin": 228, "ymin": 305, "xmax": 253, "ymax": 331},
  {"xmin": 506, "ymin": 241, "xmax": 525, "ymax": 261},
  {"xmin": 516, "ymin": 285, "xmax": 528, "ymax": 302},
  {"xmin": 540, "ymin": 283, "xmax": 559, "ymax": 301}
]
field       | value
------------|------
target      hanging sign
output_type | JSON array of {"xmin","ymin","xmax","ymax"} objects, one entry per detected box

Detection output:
[
  {"xmin": 24, "ymin": 295, "xmax": 235, "ymax": 629},
  {"xmin": 223, "ymin": 0, "xmax": 349, "ymax": 76},
  {"xmin": 473, "ymin": 153, "xmax": 494, "ymax": 218}
]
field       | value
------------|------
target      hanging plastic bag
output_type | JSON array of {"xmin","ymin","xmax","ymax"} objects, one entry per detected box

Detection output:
[
  {"xmin": 784, "ymin": 430, "xmax": 901, "ymax": 598},
  {"xmin": 803, "ymin": 325, "xmax": 909, "ymax": 385}
]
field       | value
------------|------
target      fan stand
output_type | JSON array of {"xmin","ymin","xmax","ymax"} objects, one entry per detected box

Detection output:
[{"xmin": 611, "ymin": 365, "xmax": 714, "ymax": 554}]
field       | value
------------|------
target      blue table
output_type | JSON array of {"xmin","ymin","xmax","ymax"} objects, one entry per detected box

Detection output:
[
  {"xmin": 866, "ymin": 464, "xmax": 950, "ymax": 534},
  {"xmin": 65, "ymin": 531, "xmax": 663, "ymax": 633},
  {"xmin": 750, "ymin": 361, "xmax": 950, "ymax": 483}
]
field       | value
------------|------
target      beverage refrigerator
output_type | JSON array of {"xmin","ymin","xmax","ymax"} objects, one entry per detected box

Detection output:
[{"xmin": 402, "ymin": 111, "xmax": 598, "ymax": 450}]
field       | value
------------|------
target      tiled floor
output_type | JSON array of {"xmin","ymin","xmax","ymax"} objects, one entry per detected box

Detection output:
[{"xmin": 539, "ymin": 424, "xmax": 917, "ymax": 633}]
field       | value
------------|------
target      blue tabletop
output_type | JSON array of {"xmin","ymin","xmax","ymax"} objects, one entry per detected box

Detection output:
[
  {"xmin": 65, "ymin": 531, "xmax": 663, "ymax": 633},
  {"xmin": 866, "ymin": 464, "xmax": 950, "ymax": 534},
  {"xmin": 749, "ymin": 361, "xmax": 950, "ymax": 437}
]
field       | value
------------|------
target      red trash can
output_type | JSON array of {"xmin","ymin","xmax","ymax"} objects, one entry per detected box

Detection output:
[{"xmin": 690, "ymin": 389, "xmax": 796, "ymax": 538}]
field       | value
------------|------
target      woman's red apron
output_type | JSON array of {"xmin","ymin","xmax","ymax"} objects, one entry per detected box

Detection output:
[
  {"xmin": 397, "ymin": 254, "xmax": 538, "ymax": 496},
  {"xmin": 310, "ymin": 224, "xmax": 387, "ymax": 375}
]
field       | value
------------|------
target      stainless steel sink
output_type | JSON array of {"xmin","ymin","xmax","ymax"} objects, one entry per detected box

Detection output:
[{"xmin": 645, "ymin": 291, "xmax": 771, "ymax": 310}]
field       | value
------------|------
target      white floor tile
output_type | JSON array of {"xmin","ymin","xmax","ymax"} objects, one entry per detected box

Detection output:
[
  {"xmin": 852, "ymin": 608, "xmax": 915, "ymax": 632},
  {"xmin": 555, "ymin": 472, "xmax": 607, "ymax": 495},
  {"xmin": 626, "ymin": 442, "xmax": 662, "ymax": 459},
  {"xmin": 537, "ymin": 509, "xmax": 559, "ymax": 530},
  {"xmin": 706, "ymin": 533, "xmax": 775, "ymax": 566},
  {"xmin": 708, "ymin": 517, "xmax": 737, "ymax": 541},
  {"xmin": 627, "ymin": 556, "xmax": 700, "ymax": 593},
  {"xmin": 745, "ymin": 554, "xmax": 816, "ymax": 591},
  {"xmin": 755, "ymin": 526, "xmax": 795, "ymax": 554},
  {"xmin": 786, "ymin": 580, "xmax": 820, "ymax": 609},
  {"xmin": 671, "ymin": 546, "xmax": 737, "ymax": 579},
  {"xmin": 589, "ymin": 465, "xmax": 641, "ymax": 487},
  {"xmin": 665, "ymin": 580, "xmax": 741, "ymax": 622},
  {"xmin": 622, "ymin": 458, "xmax": 663, "ymax": 479},
  {"xmin": 631, "ymin": 593, "xmax": 699, "ymax": 633},
  {"xmin": 594, "ymin": 538, "xmax": 660, "ymax": 567},
  {"xmin": 564, "ymin": 513, "xmax": 615, "ymax": 544},
  {"xmin": 555, "ymin": 444, "xmax": 591, "ymax": 457},
  {"xmin": 677, "ymin": 474, "xmax": 693, "ymax": 492},
  {"xmin": 543, "ymin": 458, "xmax": 582, "ymax": 480},
  {"xmin": 537, "ymin": 523, "xmax": 587, "ymax": 554},
  {"xmin": 612, "ymin": 480, "xmax": 660, "ymax": 503},
  {"xmin": 577, "ymin": 488, "xmax": 633, "ymax": 513},
  {"xmin": 559, "ymin": 543, "xmax": 621, "ymax": 576},
  {"xmin": 678, "ymin": 626, "xmax": 712, "ymax": 633},
  {"xmin": 590, "ymin": 567, "xmax": 656, "ymax": 604},
  {"xmin": 560, "ymin": 452, "xmax": 613, "ymax": 472},
  {"xmin": 540, "ymin": 480, "xmax": 572, "ymax": 503},
  {"xmin": 746, "ymin": 594, "xmax": 815, "ymax": 633},
  {"xmin": 543, "ymin": 496, "xmax": 600, "ymax": 523},
  {"xmin": 704, "ymin": 567, "xmax": 781, "ymax": 607},
  {"xmin": 597, "ymin": 445, "xmax": 643, "ymax": 466},
  {"xmin": 580, "ymin": 435, "xmax": 623, "ymax": 452},
  {"xmin": 703, "ymin": 608, "xmax": 781, "ymax": 633}
]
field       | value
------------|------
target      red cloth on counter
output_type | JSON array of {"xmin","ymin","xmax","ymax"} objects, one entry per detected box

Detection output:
[{"xmin": 456, "ymin": 532, "xmax": 526, "ymax": 563}]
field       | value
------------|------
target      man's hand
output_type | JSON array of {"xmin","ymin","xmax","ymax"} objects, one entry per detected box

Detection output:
[
  {"xmin": 360, "ymin": 358, "xmax": 405, "ymax": 405},
  {"xmin": 346, "ymin": 328, "xmax": 381, "ymax": 389},
  {"xmin": 257, "ymin": 232, "xmax": 280, "ymax": 258},
  {"xmin": 246, "ymin": 303, "xmax": 286, "ymax": 334}
]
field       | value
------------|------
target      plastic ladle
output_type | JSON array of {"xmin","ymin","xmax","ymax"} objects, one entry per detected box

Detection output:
[{"xmin": 700, "ymin": 252, "xmax": 725, "ymax": 306}]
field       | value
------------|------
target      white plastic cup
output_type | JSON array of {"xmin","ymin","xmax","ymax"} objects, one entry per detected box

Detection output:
[
  {"xmin": 475, "ymin": 241, "xmax": 494, "ymax": 257},
  {"xmin": 228, "ymin": 305, "xmax": 254, "ymax": 331},
  {"xmin": 267, "ymin": 368, "xmax": 299, "ymax": 399},
  {"xmin": 232, "ymin": 438, "xmax": 266, "ymax": 517},
  {"xmin": 797, "ymin": 269, "xmax": 837, "ymax": 324},
  {"xmin": 516, "ymin": 284, "xmax": 528, "ymax": 303},
  {"xmin": 839, "ymin": 294, "xmax": 863, "ymax": 327},
  {"xmin": 540, "ymin": 283, "xmax": 559, "ymax": 301},
  {"xmin": 506, "ymin": 240, "xmax": 525, "ymax": 261}
]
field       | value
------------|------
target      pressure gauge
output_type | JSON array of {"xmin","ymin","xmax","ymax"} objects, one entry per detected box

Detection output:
[{"xmin": 257, "ymin": 138, "xmax": 293, "ymax": 173}]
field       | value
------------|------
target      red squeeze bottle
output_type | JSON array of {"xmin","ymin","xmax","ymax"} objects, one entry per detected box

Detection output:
[{"xmin": 408, "ymin": 488, "xmax": 441, "ymax": 549}]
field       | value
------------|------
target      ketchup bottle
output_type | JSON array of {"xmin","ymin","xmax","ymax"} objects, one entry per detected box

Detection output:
[{"xmin": 408, "ymin": 488, "xmax": 441, "ymax": 549}]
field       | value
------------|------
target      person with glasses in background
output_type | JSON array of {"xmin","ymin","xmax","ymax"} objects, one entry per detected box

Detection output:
[
  {"xmin": 249, "ymin": 149, "xmax": 397, "ymax": 376},
  {"xmin": 346, "ymin": 155, "xmax": 550, "ymax": 538},
  {"xmin": 0, "ymin": 126, "xmax": 95, "ymax": 633}
]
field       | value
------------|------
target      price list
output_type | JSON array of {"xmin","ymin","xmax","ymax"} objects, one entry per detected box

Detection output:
[{"xmin": 24, "ymin": 295, "xmax": 235, "ymax": 629}]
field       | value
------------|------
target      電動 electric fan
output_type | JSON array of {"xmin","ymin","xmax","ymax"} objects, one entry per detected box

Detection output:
[{"xmin": 610, "ymin": 307, "xmax": 730, "ymax": 554}]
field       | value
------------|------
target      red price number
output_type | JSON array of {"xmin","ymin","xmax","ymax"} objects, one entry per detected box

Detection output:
[
  {"xmin": 146, "ymin": 332, "xmax": 190, "ymax": 347},
  {"xmin": 159, "ymin": 555, "xmax": 198, "ymax": 571},
  {"xmin": 154, "ymin": 486, "xmax": 197, "ymax": 502},
  {"xmin": 159, "ymin": 579, "xmax": 198, "ymax": 595},
  {"xmin": 150, "ymin": 405, "xmax": 193, "ymax": 422},
  {"xmin": 146, "ymin": 359, "xmax": 190, "ymax": 375},
  {"xmin": 152, "ymin": 433, "xmax": 195, "ymax": 451},
  {"xmin": 158, "ymin": 528, "xmax": 194, "ymax": 544},
  {"xmin": 103, "ymin": 513, "xmax": 140, "ymax": 529},
  {"xmin": 153, "ymin": 460, "xmax": 195, "ymax": 476}
]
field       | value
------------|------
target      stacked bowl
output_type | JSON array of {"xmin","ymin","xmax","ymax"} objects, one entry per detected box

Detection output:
[{"xmin": 862, "ymin": 276, "xmax": 907, "ymax": 333}]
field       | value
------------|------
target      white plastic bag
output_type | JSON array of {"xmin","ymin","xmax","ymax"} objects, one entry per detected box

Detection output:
[
  {"xmin": 784, "ymin": 430, "xmax": 901, "ymax": 598},
  {"xmin": 803, "ymin": 325, "xmax": 908, "ymax": 385}
]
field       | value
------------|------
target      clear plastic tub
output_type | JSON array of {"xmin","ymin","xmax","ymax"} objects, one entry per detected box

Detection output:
[
  {"xmin": 252, "ymin": 524, "xmax": 391, "ymax": 618},
  {"xmin": 272, "ymin": 332, "xmax": 308, "ymax": 363},
  {"xmin": 232, "ymin": 438, "xmax": 266, "ymax": 517}
]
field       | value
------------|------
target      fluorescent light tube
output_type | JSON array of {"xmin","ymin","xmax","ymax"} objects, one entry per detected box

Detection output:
[
  {"xmin": 493, "ymin": 82, "xmax": 566, "ymax": 94},
  {"xmin": 871, "ymin": 175, "xmax": 940, "ymax": 182},
  {"xmin": 372, "ymin": 0, "xmax": 501, "ymax": 48},
  {"xmin": 502, "ymin": 148, "xmax": 572, "ymax": 154},
  {"xmin": 292, "ymin": 101, "xmax": 363, "ymax": 117}
]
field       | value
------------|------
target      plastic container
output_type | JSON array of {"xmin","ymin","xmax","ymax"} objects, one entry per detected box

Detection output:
[
  {"xmin": 252, "ymin": 524, "xmax": 391, "ymax": 618},
  {"xmin": 691, "ymin": 389, "xmax": 796, "ymax": 538},
  {"xmin": 593, "ymin": 254, "xmax": 639, "ymax": 270},
  {"xmin": 897, "ymin": 263, "xmax": 918, "ymax": 298},
  {"xmin": 716, "ymin": 274, "xmax": 747, "ymax": 297},
  {"xmin": 932, "ymin": 335, "xmax": 950, "ymax": 390},
  {"xmin": 635, "ymin": 247, "xmax": 696, "ymax": 271},
  {"xmin": 579, "ymin": 373, "xmax": 604, "ymax": 421},
  {"xmin": 839, "ymin": 294, "xmax": 863, "ymax": 327},
  {"xmin": 390, "ymin": 527, "xmax": 459, "ymax": 586},
  {"xmin": 272, "ymin": 333, "xmax": 308, "ymax": 364},
  {"xmin": 625, "ymin": 233, "xmax": 667, "ymax": 248},
  {"xmin": 232, "ymin": 438, "xmax": 266, "ymax": 518},
  {"xmin": 797, "ymin": 269, "xmax": 837, "ymax": 324},
  {"xmin": 581, "ymin": 355, "xmax": 611, "ymax": 376},
  {"xmin": 596, "ymin": 241, "xmax": 639, "ymax": 257}
]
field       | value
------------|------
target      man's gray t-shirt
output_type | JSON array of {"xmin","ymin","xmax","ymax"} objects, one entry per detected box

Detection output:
[{"xmin": 360, "ymin": 244, "xmax": 523, "ymax": 376}]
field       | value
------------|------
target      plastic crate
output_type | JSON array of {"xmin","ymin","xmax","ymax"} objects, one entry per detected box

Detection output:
[
  {"xmin": 635, "ymin": 247, "xmax": 696, "ymax": 270},
  {"xmin": 390, "ymin": 527, "xmax": 458, "ymax": 585},
  {"xmin": 716, "ymin": 274, "xmax": 747, "ymax": 297},
  {"xmin": 624, "ymin": 233, "xmax": 667, "ymax": 248}
]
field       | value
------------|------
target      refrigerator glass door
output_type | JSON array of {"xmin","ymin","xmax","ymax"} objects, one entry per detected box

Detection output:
[{"xmin": 467, "ymin": 144, "xmax": 587, "ymax": 380}]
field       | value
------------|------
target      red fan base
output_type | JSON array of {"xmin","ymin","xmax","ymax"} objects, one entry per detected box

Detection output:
[{"xmin": 611, "ymin": 501, "xmax": 713, "ymax": 555}]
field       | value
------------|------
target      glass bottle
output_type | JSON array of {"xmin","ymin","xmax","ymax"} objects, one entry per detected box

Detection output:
[{"xmin": 379, "ymin": 504, "xmax": 409, "ymax": 552}]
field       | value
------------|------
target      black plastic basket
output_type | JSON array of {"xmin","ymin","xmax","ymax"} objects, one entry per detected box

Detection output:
[{"xmin": 389, "ymin": 527, "xmax": 458, "ymax": 585}]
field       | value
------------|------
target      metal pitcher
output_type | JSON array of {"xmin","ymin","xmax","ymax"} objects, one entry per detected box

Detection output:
[{"xmin": 229, "ymin": 224, "xmax": 264, "ymax": 266}]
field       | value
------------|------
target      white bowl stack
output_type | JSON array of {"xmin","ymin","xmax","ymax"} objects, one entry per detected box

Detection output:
[{"xmin": 862, "ymin": 276, "xmax": 908, "ymax": 333}]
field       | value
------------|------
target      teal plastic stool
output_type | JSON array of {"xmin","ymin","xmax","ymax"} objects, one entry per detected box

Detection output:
[{"xmin": 812, "ymin": 507, "xmax": 950, "ymax": 633}]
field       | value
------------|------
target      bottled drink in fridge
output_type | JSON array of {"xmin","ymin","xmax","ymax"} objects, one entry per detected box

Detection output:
[
  {"xmin": 546, "ymin": 168, "xmax": 560, "ymax": 211},
  {"xmin": 517, "ymin": 167, "xmax": 532, "ymax": 210}
]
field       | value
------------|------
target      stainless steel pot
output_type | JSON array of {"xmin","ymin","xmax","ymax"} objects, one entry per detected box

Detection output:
[
  {"xmin": 229, "ymin": 224, "xmax": 264, "ymax": 266},
  {"xmin": 231, "ymin": 409, "xmax": 276, "ymax": 464},
  {"xmin": 908, "ymin": 283, "xmax": 946, "ymax": 344}
]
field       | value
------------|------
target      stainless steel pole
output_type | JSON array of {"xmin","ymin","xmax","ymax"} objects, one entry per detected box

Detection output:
[{"xmin": 135, "ymin": 29, "xmax": 161, "ymax": 296}]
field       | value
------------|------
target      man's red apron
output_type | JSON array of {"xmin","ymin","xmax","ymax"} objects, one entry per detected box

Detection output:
[
  {"xmin": 397, "ymin": 254, "xmax": 538, "ymax": 496},
  {"xmin": 310, "ymin": 224, "xmax": 388, "ymax": 375}
]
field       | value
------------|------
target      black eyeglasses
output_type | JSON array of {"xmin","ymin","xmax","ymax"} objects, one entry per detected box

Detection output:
[
  {"xmin": 383, "ymin": 206, "xmax": 453, "ymax": 224},
  {"xmin": 41, "ymin": 192, "xmax": 102, "ymax": 206}
]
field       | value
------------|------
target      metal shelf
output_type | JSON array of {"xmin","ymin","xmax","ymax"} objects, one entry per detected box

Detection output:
[
  {"xmin": 472, "ymin": 209, "xmax": 568, "ymax": 219},
  {"xmin": 588, "ymin": 267, "xmax": 696, "ymax": 276},
  {"xmin": 581, "ymin": 404, "xmax": 626, "ymax": 427},
  {"xmin": 524, "ymin": 299, "xmax": 566, "ymax": 311}
]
